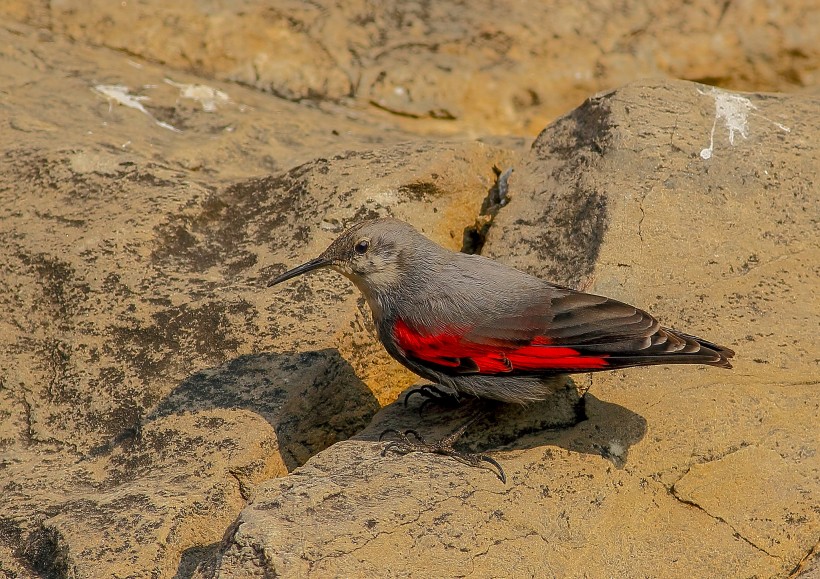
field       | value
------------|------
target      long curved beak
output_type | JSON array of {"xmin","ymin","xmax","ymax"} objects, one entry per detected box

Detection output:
[{"xmin": 268, "ymin": 257, "xmax": 330, "ymax": 286}]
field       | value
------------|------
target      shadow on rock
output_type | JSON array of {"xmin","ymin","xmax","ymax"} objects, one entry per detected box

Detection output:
[
  {"xmin": 111, "ymin": 349, "xmax": 381, "ymax": 472},
  {"xmin": 359, "ymin": 378, "xmax": 647, "ymax": 469}
]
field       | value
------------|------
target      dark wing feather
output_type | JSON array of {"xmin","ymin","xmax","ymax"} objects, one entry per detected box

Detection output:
[{"xmin": 463, "ymin": 286, "xmax": 734, "ymax": 370}]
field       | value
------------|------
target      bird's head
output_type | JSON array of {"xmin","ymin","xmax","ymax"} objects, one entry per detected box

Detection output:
[{"xmin": 269, "ymin": 218, "xmax": 426, "ymax": 298}]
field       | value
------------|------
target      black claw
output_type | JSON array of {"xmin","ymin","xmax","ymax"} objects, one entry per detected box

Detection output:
[
  {"xmin": 378, "ymin": 428, "xmax": 401, "ymax": 442},
  {"xmin": 403, "ymin": 384, "xmax": 436, "ymax": 407},
  {"xmin": 378, "ymin": 417, "xmax": 506, "ymax": 484},
  {"xmin": 402, "ymin": 384, "xmax": 460, "ymax": 412},
  {"xmin": 402, "ymin": 386, "xmax": 425, "ymax": 407},
  {"xmin": 479, "ymin": 454, "xmax": 507, "ymax": 484}
]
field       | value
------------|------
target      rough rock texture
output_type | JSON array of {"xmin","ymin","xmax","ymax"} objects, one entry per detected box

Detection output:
[
  {"xmin": 0, "ymin": 20, "xmax": 513, "ymax": 578},
  {"xmin": 211, "ymin": 82, "xmax": 819, "ymax": 578},
  {"xmin": 2, "ymin": 0, "xmax": 818, "ymax": 135},
  {"xmin": 0, "ymin": 3, "xmax": 818, "ymax": 578}
]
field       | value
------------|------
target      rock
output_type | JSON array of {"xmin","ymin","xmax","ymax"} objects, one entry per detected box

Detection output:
[
  {"xmin": 14, "ymin": 411, "xmax": 282, "ymax": 576},
  {"xmin": 3, "ymin": 0, "xmax": 817, "ymax": 134},
  {"xmin": 1, "ymin": 5, "xmax": 818, "ymax": 577},
  {"xmin": 0, "ymin": 21, "xmax": 514, "ymax": 577},
  {"xmin": 211, "ymin": 80, "xmax": 819, "ymax": 578},
  {"xmin": 0, "ymin": 20, "xmax": 412, "ymax": 181},
  {"xmin": 673, "ymin": 446, "xmax": 817, "ymax": 560}
]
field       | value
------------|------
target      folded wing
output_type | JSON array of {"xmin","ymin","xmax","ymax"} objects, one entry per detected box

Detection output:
[{"xmin": 393, "ymin": 288, "xmax": 734, "ymax": 376}]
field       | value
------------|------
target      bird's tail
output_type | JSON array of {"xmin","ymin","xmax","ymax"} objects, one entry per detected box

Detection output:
[{"xmin": 600, "ymin": 327, "xmax": 735, "ymax": 370}]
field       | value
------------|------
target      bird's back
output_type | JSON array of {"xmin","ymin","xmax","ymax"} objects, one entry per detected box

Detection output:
[{"xmin": 380, "ymin": 248, "xmax": 733, "ymax": 390}]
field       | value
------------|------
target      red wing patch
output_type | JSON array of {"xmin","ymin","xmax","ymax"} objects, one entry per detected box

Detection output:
[{"xmin": 393, "ymin": 320, "xmax": 608, "ymax": 374}]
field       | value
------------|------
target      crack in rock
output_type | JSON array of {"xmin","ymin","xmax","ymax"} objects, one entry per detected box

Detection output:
[
  {"xmin": 461, "ymin": 166, "xmax": 513, "ymax": 255},
  {"xmin": 669, "ymin": 481, "xmax": 779, "ymax": 560}
]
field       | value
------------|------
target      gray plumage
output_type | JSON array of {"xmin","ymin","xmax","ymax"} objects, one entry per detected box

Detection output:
[{"xmin": 270, "ymin": 218, "xmax": 734, "ymax": 404}]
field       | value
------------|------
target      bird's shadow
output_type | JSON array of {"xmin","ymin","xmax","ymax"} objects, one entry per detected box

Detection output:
[
  {"xmin": 357, "ymin": 378, "xmax": 647, "ymax": 469},
  {"xmin": 102, "ymin": 352, "xmax": 645, "ymax": 474}
]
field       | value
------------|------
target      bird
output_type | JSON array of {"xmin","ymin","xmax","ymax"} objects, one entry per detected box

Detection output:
[{"xmin": 269, "ymin": 218, "xmax": 734, "ymax": 481}]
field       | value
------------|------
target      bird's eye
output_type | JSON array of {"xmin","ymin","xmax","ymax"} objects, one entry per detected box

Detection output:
[{"xmin": 354, "ymin": 239, "xmax": 370, "ymax": 255}]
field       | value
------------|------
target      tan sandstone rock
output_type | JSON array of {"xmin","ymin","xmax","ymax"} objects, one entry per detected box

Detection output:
[
  {"xmin": 1, "ymin": 3, "xmax": 818, "ymax": 577},
  {"xmin": 210, "ymin": 80, "xmax": 819, "ymax": 578},
  {"xmin": 2, "ymin": 0, "xmax": 817, "ymax": 135},
  {"xmin": 0, "ymin": 21, "xmax": 513, "ymax": 577}
]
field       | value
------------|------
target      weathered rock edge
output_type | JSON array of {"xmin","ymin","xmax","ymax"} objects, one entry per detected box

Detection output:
[{"xmin": 207, "ymin": 80, "xmax": 819, "ymax": 579}]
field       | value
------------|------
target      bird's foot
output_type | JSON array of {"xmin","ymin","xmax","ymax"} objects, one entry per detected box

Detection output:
[
  {"xmin": 403, "ymin": 383, "xmax": 461, "ymax": 414},
  {"xmin": 379, "ymin": 416, "xmax": 506, "ymax": 483}
]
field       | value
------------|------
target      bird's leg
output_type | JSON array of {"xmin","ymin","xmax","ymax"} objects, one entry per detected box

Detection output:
[
  {"xmin": 403, "ymin": 383, "xmax": 461, "ymax": 413},
  {"xmin": 380, "ymin": 413, "xmax": 506, "ymax": 483}
]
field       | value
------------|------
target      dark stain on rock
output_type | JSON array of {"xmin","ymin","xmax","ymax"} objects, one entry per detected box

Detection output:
[
  {"xmin": 177, "ymin": 542, "xmax": 221, "ymax": 579},
  {"xmin": 398, "ymin": 181, "xmax": 443, "ymax": 201},
  {"xmin": 86, "ymin": 388, "xmax": 144, "ymax": 442},
  {"xmin": 151, "ymin": 162, "xmax": 319, "ymax": 273},
  {"xmin": 540, "ymin": 94, "xmax": 613, "ymax": 161},
  {"xmin": 33, "ymin": 210, "xmax": 86, "ymax": 227},
  {"xmin": 123, "ymin": 167, "xmax": 177, "ymax": 189},
  {"xmin": 105, "ymin": 426, "xmax": 208, "ymax": 485},
  {"xmin": 292, "ymin": 225, "xmax": 311, "ymax": 244},
  {"xmin": 4, "ymin": 150, "xmax": 81, "ymax": 195},
  {"xmin": 17, "ymin": 252, "xmax": 91, "ymax": 330},
  {"xmin": 36, "ymin": 337, "xmax": 81, "ymax": 407},
  {"xmin": 352, "ymin": 206, "xmax": 384, "ymax": 222},
  {"xmin": 520, "ymin": 95, "xmax": 613, "ymax": 288},
  {"xmin": 101, "ymin": 272, "xmax": 134, "ymax": 298},
  {"xmin": 108, "ymin": 300, "xmax": 251, "ymax": 387},
  {"xmin": 145, "ymin": 105, "xmax": 190, "ymax": 132},
  {"xmin": 0, "ymin": 516, "xmax": 23, "ymax": 550},
  {"xmin": 528, "ymin": 190, "xmax": 608, "ymax": 288},
  {"xmin": 150, "ymin": 148, "xmax": 430, "ymax": 274},
  {"xmin": 22, "ymin": 525, "xmax": 72, "ymax": 578}
]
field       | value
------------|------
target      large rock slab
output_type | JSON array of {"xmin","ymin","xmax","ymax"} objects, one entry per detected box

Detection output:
[
  {"xmin": 211, "ymin": 80, "xmax": 819, "ymax": 578},
  {"xmin": 3, "ymin": 0, "xmax": 817, "ymax": 134},
  {"xmin": 1, "ymin": 7, "xmax": 817, "ymax": 576},
  {"xmin": 0, "ymin": 22, "xmax": 516, "ymax": 577},
  {"xmin": 0, "ymin": 22, "xmax": 410, "ymax": 184}
]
